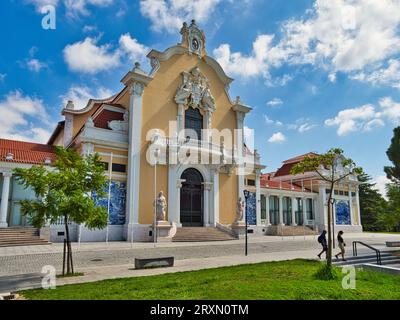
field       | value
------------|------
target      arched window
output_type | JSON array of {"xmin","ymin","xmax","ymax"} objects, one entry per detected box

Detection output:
[{"xmin": 185, "ymin": 107, "xmax": 203, "ymax": 140}]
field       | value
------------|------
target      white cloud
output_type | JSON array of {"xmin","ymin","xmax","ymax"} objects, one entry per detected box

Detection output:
[
  {"xmin": 373, "ymin": 175, "xmax": 390, "ymax": 200},
  {"xmin": 213, "ymin": 35, "xmax": 275, "ymax": 79},
  {"xmin": 378, "ymin": 97, "xmax": 400, "ymax": 123},
  {"xmin": 119, "ymin": 33, "xmax": 150, "ymax": 64},
  {"xmin": 26, "ymin": 0, "xmax": 59, "ymax": 12},
  {"xmin": 26, "ymin": 59, "xmax": 47, "ymax": 72},
  {"xmin": 288, "ymin": 118, "xmax": 317, "ymax": 133},
  {"xmin": 0, "ymin": 90, "xmax": 51, "ymax": 143},
  {"xmin": 64, "ymin": 0, "xmax": 114, "ymax": 18},
  {"xmin": 325, "ymin": 104, "xmax": 377, "ymax": 136},
  {"xmin": 0, "ymin": 73, "xmax": 6, "ymax": 82},
  {"xmin": 352, "ymin": 59, "xmax": 400, "ymax": 89},
  {"xmin": 267, "ymin": 98, "xmax": 283, "ymax": 107},
  {"xmin": 298, "ymin": 123, "xmax": 317, "ymax": 133},
  {"xmin": 140, "ymin": 0, "xmax": 222, "ymax": 33},
  {"xmin": 82, "ymin": 25, "xmax": 97, "ymax": 33},
  {"xmin": 214, "ymin": 0, "xmax": 400, "ymax": 87},
  {"xmin": 325, "ymin": 97, "xmax": 400, "ymax": 136},
  {"xmin": 264, "ymin": 115, "xmax": 283, "ymax": 126},
  {"xmin": 328, "ymin": 73, "xmax": 337, "ymax": 82},
  {"xmin": 63, "ymin": 37, "xmax": 120, "ymax": 74},
  {"xmin": 61, "ymin": 85, "xmax": 114, "ymax": 110},
  {"xmin": 268, "ymin": 132, "xmax": 286, "ymax": 143},
  {"xmin": 26, "ymin": 0, "xmax": 114, "ymax": 18},
  {"xmin": 63, "ymin": 34, "xmax": 149, "ymax": 74}
]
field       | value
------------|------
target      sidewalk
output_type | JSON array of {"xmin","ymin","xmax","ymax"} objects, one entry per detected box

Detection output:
[{"xmin": 1, "ymin": 232, "xmax": 398, "ymax": 257}]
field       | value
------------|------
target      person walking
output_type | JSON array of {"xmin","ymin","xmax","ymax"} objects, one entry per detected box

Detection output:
[
  {"xmin": 335, "ymin": 231, "xmax": 346, "ymax": 261},
  {"xmin": 317, "ymin": 230, "xmax": 328, "ymax": 259}
]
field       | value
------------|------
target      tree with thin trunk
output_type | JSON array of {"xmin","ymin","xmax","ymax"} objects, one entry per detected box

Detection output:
[
  {"xmin": 291, "ymin": 148, "xmax": 362, "ymax": 269},
  {"xmin": 14, "ymin": 147, "xmax": 108, "ymax": 275}
]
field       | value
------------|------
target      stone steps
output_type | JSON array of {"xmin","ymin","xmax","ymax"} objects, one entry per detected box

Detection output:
[
  {"xmin": 0, "ymin": 228, "xmax": 50, "ymax": 247},
  {"xmin": 266, "ymin": 225, "xmax": 318, "ymax": 236},
  {"xmin": 173, "ymin": 227, "xmax": 236, "ymax": 242},
  {"xmin": 333, "ymin": 252, "xmax": 400, "ymax": 267}
]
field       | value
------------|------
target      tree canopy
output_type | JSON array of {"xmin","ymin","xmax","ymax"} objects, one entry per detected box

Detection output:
[{"xmin": 384, "ymin": 127, "xmax": 400, "ymax": 184}]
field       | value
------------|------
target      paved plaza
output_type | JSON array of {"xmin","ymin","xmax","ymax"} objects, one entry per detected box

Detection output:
[{"xmin": 0, "ymin": 232, "xmax": 399, "ymax": 292}]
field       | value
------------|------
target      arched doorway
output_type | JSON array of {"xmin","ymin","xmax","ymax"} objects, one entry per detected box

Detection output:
[{"xmin": 180, "ymin": 168, "xmax": 204, "ymax": 227}]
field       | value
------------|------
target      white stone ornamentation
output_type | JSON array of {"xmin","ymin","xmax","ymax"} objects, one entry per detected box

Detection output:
[
  {"xmin": 108, "ymin": 112, "xmax": 129, "ymax": 132},
  {"xmin": 175, "ymin": 67, "xmax": 216, "ymax": 113},
  {"xmin": 154, "ymin": 191, "xmax": 167, "ymax": 221}
]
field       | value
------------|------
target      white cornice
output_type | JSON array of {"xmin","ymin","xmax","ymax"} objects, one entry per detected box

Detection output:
[
  {"xmin": 147, "ymin": 45, "xmax": 234, "ymax": 87},
  {"xmin": 62, "ymin": 95, "xmax": 117, "ymax": 116}
]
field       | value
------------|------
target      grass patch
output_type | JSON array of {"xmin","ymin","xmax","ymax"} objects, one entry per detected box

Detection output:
[
  {"xmin": 21, "ymin": 259, "xmax": 400, "ymax": 300},
  {"xmin": 314, "ymin": 264, "xmax": 339, "ymax": 280}
]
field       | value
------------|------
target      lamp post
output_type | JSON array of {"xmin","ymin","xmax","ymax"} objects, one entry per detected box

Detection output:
[
  {"xmin": 153, "ymin": 148, "xmax": 160, "ymax": 247},
  {"xmin": 243, "ymin": 190, "xmax": 250, "ymax": 256},
  {"xmin": 329, "ymin": 197, "xmax": 336, "ymax": 249}
]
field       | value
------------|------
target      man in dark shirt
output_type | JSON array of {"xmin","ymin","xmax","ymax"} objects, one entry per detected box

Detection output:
[{"xmin": 317, "ymin": 230, "xmax": 328, "ymax": 259}]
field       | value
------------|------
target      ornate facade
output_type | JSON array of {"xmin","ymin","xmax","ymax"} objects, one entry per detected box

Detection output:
[{"xmin": 0, "ymin": 21, "xmax": 363, "ymax": 242}]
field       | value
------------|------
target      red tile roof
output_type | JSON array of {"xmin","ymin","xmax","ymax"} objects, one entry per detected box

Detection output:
[
  {"xmin": 0, "ymin": 139, "xmax": 57, "ymax": 165},
  {"xmin": 283, "ymin": 152, "xmax": 318, "ymax": 164},
  {"xmin": 260, "ymin": 173, "xmax": 304, "ymax": 191}
]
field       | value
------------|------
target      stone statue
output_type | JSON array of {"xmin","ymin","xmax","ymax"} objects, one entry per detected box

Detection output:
[
  {"xmin": 108, "ymin": 112, "xmax": 129, "ymax": 132},
  {"xmin": 236, "ymin": 197, "xmax": 245, "ymax": 222},
  {"xmin": 154, "ymin": 191, "xmax": 167, "ymax": 221}
]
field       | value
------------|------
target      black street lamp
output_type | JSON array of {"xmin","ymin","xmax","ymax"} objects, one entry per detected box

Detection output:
[{"xmin": 243, "ymin": 190, "xmax": 250, "ymax": 256}]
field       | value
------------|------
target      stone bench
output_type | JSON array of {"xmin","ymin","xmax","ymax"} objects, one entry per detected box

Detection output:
[
  {"xmin": 134, "ymin": 257, "xmax": 174, "ymax": 270},
  {"xmin": 386, "ymin": 241, "xmax": 400, "ymax": 247}
]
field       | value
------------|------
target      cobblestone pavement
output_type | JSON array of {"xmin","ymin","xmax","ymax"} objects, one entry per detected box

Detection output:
[{"xmin": 1, "ymin": 234, "xmax": 399, "ymax": 276}]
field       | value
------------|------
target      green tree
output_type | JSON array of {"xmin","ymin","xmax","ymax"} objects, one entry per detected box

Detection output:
[
  {"xmin": 379, "ymin": 184, "xmax": 400, "ymax": 232},
  {"xmin": 14, "ymin": 147, "xmax": 108, "ymax": 275},
  {"xmin": 358, "ymin": 173, "xmax": 388, "ymax": 231},
  {"xmin": 384, "ymin": 127, "xmax": 400, "ymax": 184},
  {"xmin": 291, "ymin": 148, "xmax": 362, "ymax": 269}
]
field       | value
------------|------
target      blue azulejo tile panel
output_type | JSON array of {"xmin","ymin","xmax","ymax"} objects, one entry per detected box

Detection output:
[
  {"xmin": 245, "ymin": 191, "xmax": 257, "ymax": 225},
  {"xmin": 92, "ymin": 181, "xmax": 126, "ymax": 225},
  {"xmin": 335, "ymin": 200, "xmax": 351, "ymax": 225}
]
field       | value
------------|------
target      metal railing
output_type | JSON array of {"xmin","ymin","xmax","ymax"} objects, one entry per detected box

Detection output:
[{"xmin": 352, "ymin": 241, "xmax": 382, "ymax": 265}]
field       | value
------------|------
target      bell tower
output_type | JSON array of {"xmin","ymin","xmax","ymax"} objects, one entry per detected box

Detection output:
[{"xmin": 179, "ymin": 20, "xmax": 206, "ymax": 56}]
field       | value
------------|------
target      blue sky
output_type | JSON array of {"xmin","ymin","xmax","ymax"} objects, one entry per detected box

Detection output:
[{"xmin": 1, "ymin": 0, "xmax": 400, "ymax": 196}]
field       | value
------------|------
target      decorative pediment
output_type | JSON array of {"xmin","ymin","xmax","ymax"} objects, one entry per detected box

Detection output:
[{"xmin": 174, "ymin": 67, "xmax": 216, "ymax": 113}]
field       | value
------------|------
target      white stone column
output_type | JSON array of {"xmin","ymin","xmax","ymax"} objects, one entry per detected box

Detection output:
[
  {"xmin": 0, "ymin": 172, "xmax": 12, "ymax": 228},
  {"xmin": 174, "ymin": 179, "xmax": 185, "ymax": 227},
  {"xmin": 302, "ymin": 198, "xmax": 307, "ymax": 226},
  {"xmin": 265, "ymin": 194, "xmax": 270, "ymax": 226},
  {"xmin": 318, "ymin": 183, "xmax": 327, "ymax": 227},
  {"xmin": 349, "ymin": 183, "xmax": 354, "ymax": 225},
  {"xmin": 126, "ymin": 82, "xmax": 145, "ymax": 237},
  {"xmin": 356, "ymin": 187, "xmax": 361, "ymax": 226},
  {"xmin": 278, "ymin": 196, "xmax": 284, "ymax": 226},
  {"xmin": 203, "ymin": 182, "xmax": 212, "ymax": 227},
  {"xmin": 212, "ymin": 169, "xmax": 220, "ymax": 226},
  {"xmin": 235, "ymin": 111, "xmax": 245, "ymax": 203},
  {"xmin": 255, "ymin": 171, "xmax": 261, "ymax": 226},
  {"xmin": 291, "ymin": 197, "xmax": 297, "ymax": 226},
  {"xmin": 177, "ymin": 104, "xmax": 185, "ymax": 136}
]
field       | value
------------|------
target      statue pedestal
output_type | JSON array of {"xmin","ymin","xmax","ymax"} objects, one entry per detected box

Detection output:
[
  {"xmin": 231, "ymin": 221, "xmax": 247, "ymax": 238},
  {"xmin": 156, "ymin": 221, "xmax": 173, "ymax": 242}
]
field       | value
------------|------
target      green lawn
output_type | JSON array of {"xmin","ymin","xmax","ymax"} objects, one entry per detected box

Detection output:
[{"xmin": 21, "ymin": 260, "xmax": 400, "ymax": 300}]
